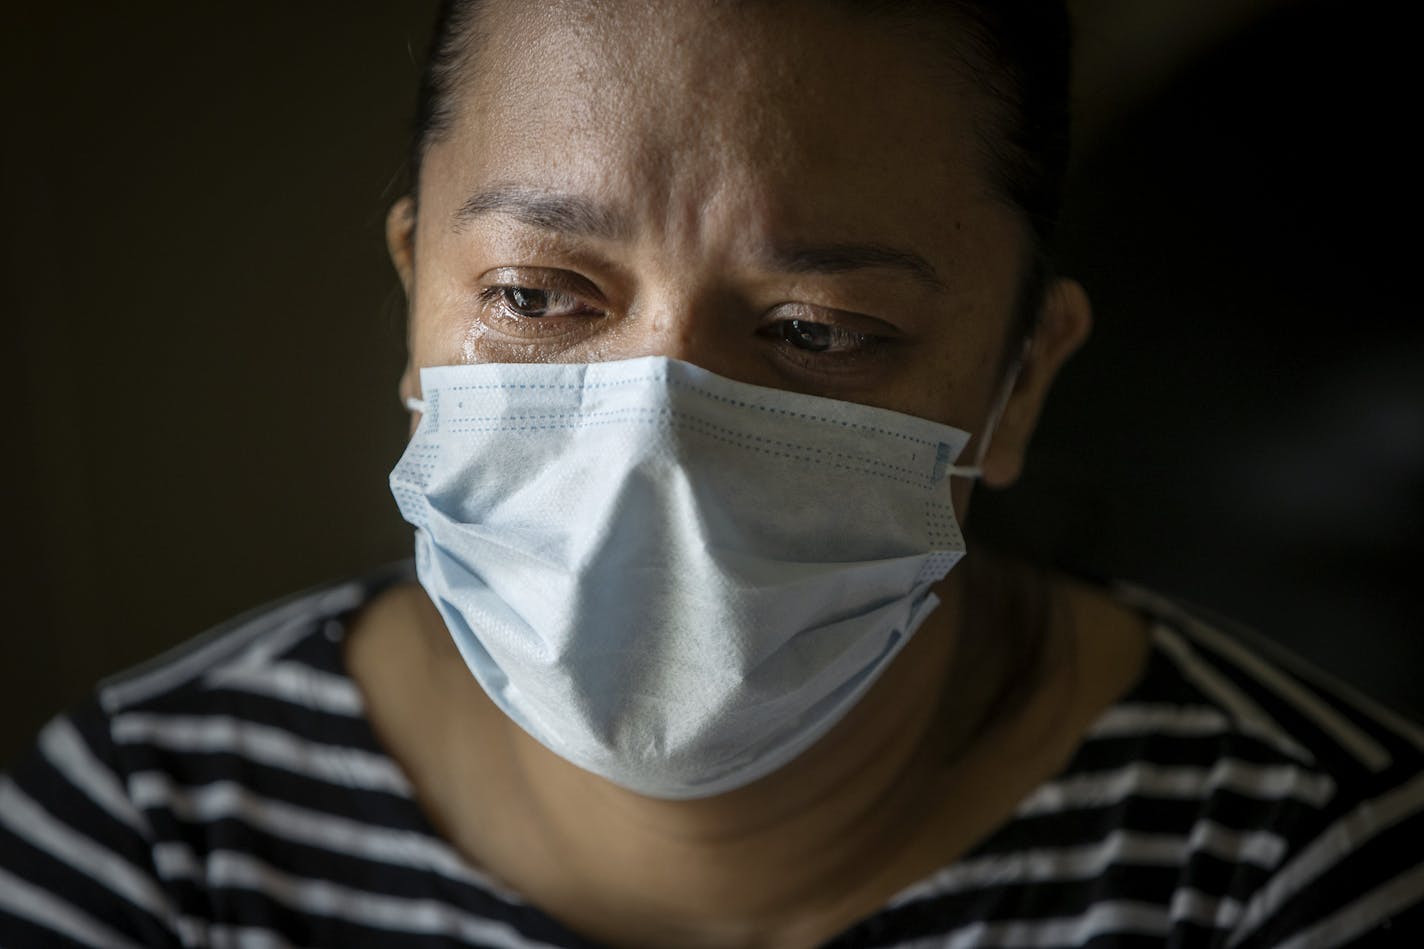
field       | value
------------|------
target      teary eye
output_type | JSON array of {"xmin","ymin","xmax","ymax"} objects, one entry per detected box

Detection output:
[
  {"xmin": 775, "ymin": 318, "xmax": 880, "ymax": 355},
  {"xmin": 781, "ymin": 319, "xmax": 833, "ymax": 352},
  {"xmin": 494, "ymin": 286, "xmax": 590, "ymax": 318}
]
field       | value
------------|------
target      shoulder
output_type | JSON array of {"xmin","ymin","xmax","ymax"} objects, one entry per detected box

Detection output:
[
  {"xmin": 1110, "ymin": 587, "xmax": 1424, "ymax": 946},
  {"xmin": 0, "ymin": 564, "xmax": 564, "ymax": 948},
  {"xmin": 0, "ymin": 571, "xmax": 382, "ymax": 945},
  {"xmin": 858, "ymin": 585, "xmax": 1424, "ymax": 947},
  {"xmin": 86, "ymin": 566, "xmax": 418, "ymax": 804},
  {"xmin": 98, "ymin": 575, "xmax": 371, "ymax": 711},
  {"xmin": 1112, "ymin": 585, "xmax": 1424, "ymax": 797}
]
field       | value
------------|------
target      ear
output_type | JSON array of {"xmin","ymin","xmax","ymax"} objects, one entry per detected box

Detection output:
[
  {"xmin": 978, "ymin": 278, "xmax": 1092, "ymax": 489},
  {"xmin": 386, "ymin": 196, "xmax": 422, "ymax": 415},
  {"xmin": 386, "ymin": 195, "xmax": 417, "ymax": 298}
]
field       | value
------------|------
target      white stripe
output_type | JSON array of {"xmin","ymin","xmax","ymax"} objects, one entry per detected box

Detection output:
[
  {"xmin": 891, "ymin": 823, "xmax": 1283, "ymax": 907},
  {"xmin": 1227, "ymin": 769, "xmax": 1424, "ymax": 947},
  {"xmin": 226, "ymin": 612, "xmax": 346, "ymax": 674},
  {"xmin": 101, "ymin": 596, "xmax": 318, "ymax": 712},
  {"xmin": 175, "ymin": 914, "xmax": 208, "ymax": 947},
  {"xmin": 1154, "ymin": 626, "xmax": 1316, "ymax": 765},
  {"xmin": 132, "ymin": 773, "xmax": 524, "ymax": 903},
  {"xmin": 1118, "ymin": 584, "xmax": 1424, "ymax": 753},
  {"xmin": 0, "ymin": 863, "xmax": 145, "ymax": 949},
  {"xmin": 1179, "ymin": 616, "xmax": 1391, "ymax": 771},
  {"xmin": 1269, "ymin": 860, "xmax": 1424, "ymax": 949},
  {"xmin": 0, "ymin": 777, "xmax": 178, "ymax": 927},
  {"xmin": 1169, "ymin": 886, "xmax": 1245, "ymax": 931},
  {"xmin": 201, "ymin": 849, "xmax": 562, "ymax": 949},
  {"xmin": 1018, "ymin": 758, "xmax": 1335, "ymax": 817},
  {"xmin": 1196, "ymin": 613, "xmax": 1424, "ymax": 755},
  {"xmin": 101, "ymin": 582, "xmax": 362, "ymax": 712},
  {"xmin": 112, "ymin": 713, "xmax": 411, "ymax": 795},
  {"xmin": 204, "ymin": 661, "xmax": 365, "ymax": 717},
  {"xmin": 210, "ymin": 924, "xmax": 300, "ymax": 949},
  {"xmin": 1187, "ymin": 818, "xmax": 1287, "ymax": 869},
  {"xmin": 38, "ymin": 716, "xmax": 148, "ymax": 835},
  {"xmin": 153, "ymin": 841, "xmax": 202, "ymax": 880},
  {"xmin": 1343, "ymin": 691, "xmax": 1424, "ymax": 754},
  {"xmin": 1087, "ymin": 703, "xmax": 1232, "ymax": 739},
  {"xmin": 942, "ymin": 899, "xmax": 1169, "ymax": 948}
]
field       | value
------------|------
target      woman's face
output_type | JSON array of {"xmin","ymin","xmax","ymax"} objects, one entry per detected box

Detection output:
[{"xmin": 389, "ymin": 0, "xmax": 1087, "ymax": 485}]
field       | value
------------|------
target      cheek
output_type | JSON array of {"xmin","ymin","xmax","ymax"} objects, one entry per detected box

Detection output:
[
  {"xmin": 407, "ymin": 250, "xmax": 483, "ymax": 369},
  {"xmin": 407, "ymin": 304, "xmax": 460, "ymax": 369},
  {"xmin": 891, "ymin": 323, "xmax": 1013, "ymax": 432}
]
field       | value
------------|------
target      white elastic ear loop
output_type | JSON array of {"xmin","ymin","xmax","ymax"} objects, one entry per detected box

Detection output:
[
  {"xmin": 404, "ymin": 396, "xmax": 427, "ymax": 414},
  {"xmin": 945, "ymin": 355, "xmax": 1024, "ymax": 480}
]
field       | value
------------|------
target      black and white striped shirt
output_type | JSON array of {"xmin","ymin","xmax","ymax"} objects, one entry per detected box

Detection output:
[{"xmin": 3, "ymin": 563, "xmax": 1422, "ymax": 947}]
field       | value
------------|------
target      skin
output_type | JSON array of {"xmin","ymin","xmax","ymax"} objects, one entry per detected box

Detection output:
[{"xmin": 350, "ymin": 1, "xmax": 1150, "ymax": 946}]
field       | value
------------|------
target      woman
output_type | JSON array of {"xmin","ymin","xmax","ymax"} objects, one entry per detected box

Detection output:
[{"xmin": 3, "ymin": 1, "xmax": 1420, "ymax": 946}]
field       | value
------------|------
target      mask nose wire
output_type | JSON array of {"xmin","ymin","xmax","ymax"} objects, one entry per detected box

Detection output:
[{"xmin": 403, "ymin": 348, "xmax": 1025, "ymax": 475}]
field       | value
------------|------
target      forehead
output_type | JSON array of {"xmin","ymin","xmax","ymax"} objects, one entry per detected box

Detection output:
[{"xmin": 426, "ymin": 0, "xmax": 1001, "ymax": 246}]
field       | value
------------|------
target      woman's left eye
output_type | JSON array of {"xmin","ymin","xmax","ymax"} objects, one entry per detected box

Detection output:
[{"xmin": 773, "ymin": 318, "xmax": 878, "ymax": 355}]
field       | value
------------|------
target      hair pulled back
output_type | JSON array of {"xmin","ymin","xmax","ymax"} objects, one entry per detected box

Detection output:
[{"xmin": 407, "ymin": 0, "xmax": 1071, "ymax": 336}]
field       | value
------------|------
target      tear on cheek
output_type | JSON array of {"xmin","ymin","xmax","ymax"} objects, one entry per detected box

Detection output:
[{"xmin": 459, "ymin": 323, "xmax": 491, "ymax": 365}]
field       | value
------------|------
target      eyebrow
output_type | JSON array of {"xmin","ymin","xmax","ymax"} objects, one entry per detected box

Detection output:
[
  {"xmin": 452, "ymin": 185, "xmax": 626, "ymax": 240},
  {"xmin": 766, "ymin": 241, "xmax": 947, "ymax": 294},
  {"xmin": 453, "ymin": 185, "xmax": 946, "ymax": 293}
]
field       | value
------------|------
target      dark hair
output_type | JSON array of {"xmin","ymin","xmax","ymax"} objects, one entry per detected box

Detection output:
[
  {"xmin": 408, "ymin": 0, "xmax": 1071, "ymax": 346},
  {"xmin": 934, "ymin": 0, "xmax": 1072, "ymax": 345}
]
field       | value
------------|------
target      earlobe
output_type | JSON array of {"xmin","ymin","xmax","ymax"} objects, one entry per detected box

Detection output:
[
  {"xmin": 978, "ymin": 278, "xmax": 1094, "ymax": 489},
  {"xmin": 386, "ymin": 195, "xmax": 417, "ymax": 297}
]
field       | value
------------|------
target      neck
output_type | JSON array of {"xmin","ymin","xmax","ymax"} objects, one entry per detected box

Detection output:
[
  {"xmin": 434, "ymin": 566, "xmax": 1016, "ymax": 946},
  {"xmin": 350, "ymin": 558, "xmax": 1150, "ymax": 948}
]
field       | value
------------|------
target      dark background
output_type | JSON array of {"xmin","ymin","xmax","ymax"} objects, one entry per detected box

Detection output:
[{"xmin": 3, "ymin": 1, "xmax": 1420, "ymax": 767}]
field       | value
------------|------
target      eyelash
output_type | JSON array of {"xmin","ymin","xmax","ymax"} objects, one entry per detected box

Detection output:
[
  {"xmin": 759, "ymin": 319, "xmax": 887, "ymax": 359},
  {"xmin": 478, "ymin": 283, "xmax": 892, "ymax": 362},
  {"xmin": 479, "ymin": 285, "xmax": 596, "ymax": 320}
]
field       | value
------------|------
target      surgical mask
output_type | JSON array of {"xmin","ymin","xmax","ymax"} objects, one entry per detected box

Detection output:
[{"xmin": 390, "ymin": 356, "xmax": 1010, "ymax": 799}]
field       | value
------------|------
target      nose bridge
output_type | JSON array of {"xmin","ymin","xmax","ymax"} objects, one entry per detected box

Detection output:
[
  {"xmin": 626, "ymin": 288, "xmax": 730, "ymax": 367},
  {"xmin": 614, "ymin": 179, "xmax": 762, "ymax": 374}
]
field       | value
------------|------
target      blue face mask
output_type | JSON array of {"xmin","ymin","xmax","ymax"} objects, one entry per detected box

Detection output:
[{"xmin": 390, "ymin": 356, "xmax": 1002, "ymax": 799}]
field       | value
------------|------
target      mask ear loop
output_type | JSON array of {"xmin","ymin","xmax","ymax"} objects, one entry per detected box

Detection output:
[
  {"xmin": 405, "ymin": 396, "xmax": 427, "ymax": 414},
  {"xmin": 945, "ymin": 339, "xmax": 1030, "ymax": 480}
]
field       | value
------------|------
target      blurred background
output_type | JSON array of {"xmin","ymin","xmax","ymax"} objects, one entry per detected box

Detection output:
[{"xmin": 2, "ymin": 0, "xmax": 1419, "ymax": 766}]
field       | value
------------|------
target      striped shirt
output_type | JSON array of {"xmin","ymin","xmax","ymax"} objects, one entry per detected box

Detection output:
[{"xmin": 2, "ymin": 563, "xmax": 1421, "ymax": 947}]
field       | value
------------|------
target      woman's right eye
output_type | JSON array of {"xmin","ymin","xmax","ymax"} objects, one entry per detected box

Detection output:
[{"xmin": 486, "ymin": 285, "xmax": 596, "ymax": 319}]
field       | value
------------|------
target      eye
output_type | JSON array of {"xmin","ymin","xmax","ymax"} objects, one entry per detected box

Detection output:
[
  {"xmin": 773, "ymin": 318, "xmax": 877, "ymax": 355},
  {"xmin": 487, "ymin": 285, "xmax": 596, "ymax": 319},
  {"xmin": 780, "ymin": 319, "xmax": 832, "ymax": 352}
]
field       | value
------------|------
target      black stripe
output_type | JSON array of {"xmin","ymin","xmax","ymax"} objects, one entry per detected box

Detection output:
[
  {"xmin": 971, "ymin": 790, "xmax": 1324, "ymax": 857},
  {"xmin": 134, "ymin": 677, "xmax": 383, "ymax": 753},
  {"xmin": 0, "ymin": 909, "xmax": 101, "ymax": 949},
  {"xmin": 198, "ymin": 868, "xmax": 597, "ymax": 949},
  {"xmin": 11, "ymin": 735, "xmax": 141, "ymax": 849},
  {"xmin": 126, "ymin": 749, "xmax": 421, "ymax": 840},
  {"xmin": 0, "ymin": 822, "xmax": 173, "ymax": 947},
  {"xmin": 1068, "ymin": 727, "xmax": 1331, "ymax": 772},
  {"xmin": 153, "ymin": 808, "xmax": 521, "ymax": 911},
  {"xmin": 1173, "ymin": 622, "xmax": 1403, "ymax": 782}
]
